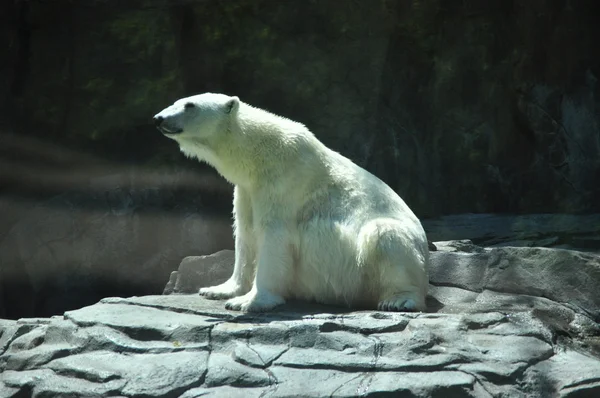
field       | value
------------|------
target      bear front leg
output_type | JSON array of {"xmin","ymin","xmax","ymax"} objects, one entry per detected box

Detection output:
[
  {"xmin": 225, "ymin": 228, "xmax": 289, "ymax": 312},
  {"xmin": 199, "ymin": 186, "xmax": 255, "ymax": 299},
  {"xmin": 198, "ymin": 239, "xmax": 253, "ymax": 299}
]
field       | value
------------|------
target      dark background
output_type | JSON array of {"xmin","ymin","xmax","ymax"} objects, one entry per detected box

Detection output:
[{"xmin": 1, "ymin": 0, "xmax": 599, "ymax": 319}]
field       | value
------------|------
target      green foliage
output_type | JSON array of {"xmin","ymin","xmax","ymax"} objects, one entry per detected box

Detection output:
[{"xmin": 9, "ymin": 0, "xmax": 600, "ymax": 215}]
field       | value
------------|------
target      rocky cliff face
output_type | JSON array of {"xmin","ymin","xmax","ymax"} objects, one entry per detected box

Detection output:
[
  {"xmin": 1, "ymin": 244, "xmax": 599, "ymax": 397},
  {"xmin": 2, "ymin": 0, "xmax": 599, "ymax": 216}
]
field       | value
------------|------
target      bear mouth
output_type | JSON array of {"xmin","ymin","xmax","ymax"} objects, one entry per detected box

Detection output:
[{"xmin": 157, "ymin": 126, "xmax": 183, "ymax": 135}]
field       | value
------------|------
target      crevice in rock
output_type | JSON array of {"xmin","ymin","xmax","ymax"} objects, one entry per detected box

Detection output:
[
  {"xmin": 202, "ymin": 323, "xmax": 213, "ymax": 387},
  {"xmin": 0, "ymin": 324, "xmax": 38, "ymax": 357},
  {"xmin": 245, "ymin": 344, "xmax": 268, "ymax": 369},
  {"xmin": 51, "ymin": 367, "xmax": 122, "ymax": 384},
  {"xmin": 369, "ymin": 335, "xmax": 383, "ymax": 369},
  {"xmin": 7, "ymin": 385, "xmax": 32, "ymax": 398},
  {"xmin": 99, "ymin": 297, "xmax": 237, "ymax": 321},
  {"xmin": 452, "ymin": 361, "xmax": 529, "ymax": 386},
  {"xmin": 263, "ymin": 366, "xmax": 279, "ymax": 387},
  {"xmin": 454, "ymin": 369, "xmax": 495, "ymax": 398},
  {"xmin": 352, "ymin": 373, "xmax": 377, "ymax": 397},
  {"xmin": 265, "ymin": 346, "xmax": 288, "ymax": 367},
  {"xmin": 512, "ymin": 348, "xmax": 557, "ymax": 390},
  {"xmin": 275, "ymin": 358, "xmax": 468, "ymax": 373},
  {"xmin": 319, "ymin": 319, "xmax": 408, "ymax": 335},
  {"xmin": 562, "ymin": 376, "xmax": 600, "ymax": 390},
  {"xmin": 429, "ymin": 281, "xmax": 483, "ymax": 293},
  {"xmin": 158, "ymin": 370, "xmax": 208, "ymax": 398}
]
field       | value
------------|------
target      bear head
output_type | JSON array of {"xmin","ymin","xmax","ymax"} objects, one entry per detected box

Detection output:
[{"xmin": 153, "ymin": 93, "xmax": 240, "ymax": 142}]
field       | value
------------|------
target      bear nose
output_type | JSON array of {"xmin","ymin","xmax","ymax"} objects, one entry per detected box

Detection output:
[{"xmin": 153, "ymin": 115, "xmax": 164, "ymax": 126}]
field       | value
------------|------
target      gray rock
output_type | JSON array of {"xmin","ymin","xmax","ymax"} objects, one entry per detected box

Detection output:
[
  {"xmin": 233, "ymin": 343, "xmax": 288, "ymax": 368},
  {"xmin": 49, "ymin": 351, "xmax": 208, "ymax": 397},
  {"xmin": 204, "ymin": 353, "xmax": 274, "ymax": 388},
  {"xmin": 166, "ymin": 244, "xmax": 600, "ymax": 322},
  {"xmin": 524, "ymin": 350, "xmax": 600, "ymax": 397},
  {"xmin": 423, "ymin": 213, "xmax": 600, "ymax": 252},
  {"xmin": 180, "ymin": 385, "xmax": 269, "ymax": 398},
  {"xmin": 268, "ymin": 368, "xmax": 486, "ymax": 397},
  {"xmin": 0, "ymin": 320, "xmax": 19, "ymax": 355},
  {"xmin": 429, "ymin": 246, "xmax": 600, "ymax": 320},
  {"xmin": 163, "ymin": 250, "xmax": 235, "ymax": 295},
  {"xmin": 432, "ymin": 239, "xmax": 486, "ymax": 253},
  {"xmin": 1, "ymin": 368, "xmax": 126, "ymax": 398},
  {"xmin": 1, "ymin": 243, "xmax": 600, "ymax": 397}
]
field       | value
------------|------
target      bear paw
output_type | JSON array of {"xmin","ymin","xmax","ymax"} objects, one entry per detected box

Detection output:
[
  {"xmin": 378, "ymin": 294, "xmax": 422, "ymax": 312},
  {"xmin": 225, "ymin": 290, "xmax": 285, "ymax": 312},
  {"xmin": 199, "ymin": 281, "xmax": 241, "ymax": 300}
]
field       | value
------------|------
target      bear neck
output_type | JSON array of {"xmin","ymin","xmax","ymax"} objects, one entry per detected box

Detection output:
[{"xmin": 210, "ymin": 104, "xmax": 322, "ymax": 190}]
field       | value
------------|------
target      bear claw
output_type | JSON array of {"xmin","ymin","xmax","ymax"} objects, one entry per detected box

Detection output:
[{"xmin": 377, "ymin": 297, "xmax": 418, "ymax": 312}]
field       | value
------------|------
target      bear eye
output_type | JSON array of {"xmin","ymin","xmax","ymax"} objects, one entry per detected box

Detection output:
[{"xmin": 184, "ymin": 102, "xmax": 195, "ymax": 110}]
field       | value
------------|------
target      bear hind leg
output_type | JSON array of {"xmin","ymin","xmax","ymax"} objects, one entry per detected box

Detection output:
[
  {"xmin": 376, "ymin": 251, "xmax": 426, "ymax": 312},
  {"xmin": 359, "ymin": 219, "xmax": 428, "ymax": 312},
  {"xmin": 376, "ymin": 254, "xmax": 427, "ymax": 312}
]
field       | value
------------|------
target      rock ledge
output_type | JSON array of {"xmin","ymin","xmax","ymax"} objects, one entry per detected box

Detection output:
[{"xmin": 2, "ymin": 242, "xmax": 600, "ymax": 397}]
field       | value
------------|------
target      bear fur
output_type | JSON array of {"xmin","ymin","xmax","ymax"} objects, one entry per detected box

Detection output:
[{"xmin": 154, "ymin": 93, "xmax": 429, "ymax": 312}]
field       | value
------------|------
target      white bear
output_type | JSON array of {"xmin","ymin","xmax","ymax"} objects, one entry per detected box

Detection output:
[{"xmin": 154, "ymin": 93, "xmax": 429, "ymax": 312}]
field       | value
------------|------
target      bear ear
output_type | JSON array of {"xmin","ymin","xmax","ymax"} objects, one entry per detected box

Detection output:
[{"xmin": 225, "ymin": 96, "xmax": 239, "ymax": 114}]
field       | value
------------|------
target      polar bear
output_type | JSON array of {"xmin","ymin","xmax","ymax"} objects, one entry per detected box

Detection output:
[{"xmin": 154, "ymin": 93, "xmax": 429, "ymax": 312}]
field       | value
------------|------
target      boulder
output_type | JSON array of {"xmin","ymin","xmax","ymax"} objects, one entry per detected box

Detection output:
[
  {"xmin": 1, "ymin": 242, "xmax": 599, "ymax": 397},
  {"xmin": 163, "ymin": 250, "xmax": 235, "ymax": 295},
  {"xmin": 429, "ymin": 243, "xmax": 600, "ymax": 321}
]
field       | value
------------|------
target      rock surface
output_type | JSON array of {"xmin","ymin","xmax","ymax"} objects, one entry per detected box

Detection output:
[
  {"xmin": 163, "ymin": 250, "xmax": 235, "ymax": 295},
  {"xmin": 2, "ymin": 242, "xmax": 600, "ymax": 397},
  {"xmin": 422, "ymin": 213, "xmax": 600, "ymax": 252}
]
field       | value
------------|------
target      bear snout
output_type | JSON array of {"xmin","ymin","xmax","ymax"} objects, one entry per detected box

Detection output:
[
  {"xmin": 153, "ymin": 115, "xmax": 164, "ymax": 126},
  {"xmin": 153, "ymin": 115, "xmax": 183, "ymax": 135}
]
